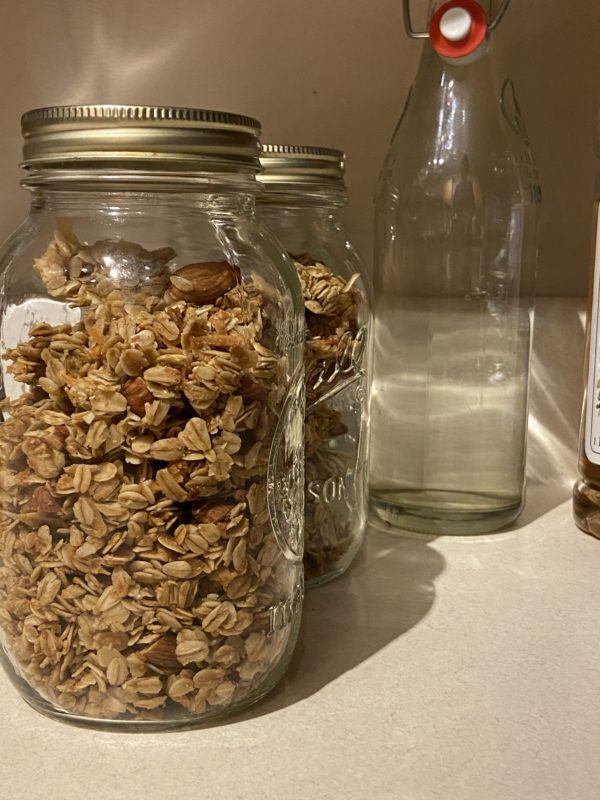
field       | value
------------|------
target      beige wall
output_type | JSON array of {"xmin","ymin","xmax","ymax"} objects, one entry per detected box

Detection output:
[{"xmin": 0, "ymin": 0, "xmax": 598, "ymax": 294}]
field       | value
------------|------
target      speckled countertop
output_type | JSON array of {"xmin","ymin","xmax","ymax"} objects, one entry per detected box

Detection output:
[{"xmin": 2, "ymin": 299, "xmax": 598, "ymax": 800}]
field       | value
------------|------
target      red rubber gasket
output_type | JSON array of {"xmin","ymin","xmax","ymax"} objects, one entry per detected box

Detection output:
[{"xmin": 430, "ymin": 0, "xmax": 488, "ymax": 59}]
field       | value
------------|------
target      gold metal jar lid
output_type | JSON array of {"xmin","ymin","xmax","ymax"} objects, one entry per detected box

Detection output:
[
  {"xmin": 21, "ymin": 105, "xmax": 262, "ymax": 172},
  {"xmin": 258, "ymin": 144, "xmax": 346, "ymax": 193}
]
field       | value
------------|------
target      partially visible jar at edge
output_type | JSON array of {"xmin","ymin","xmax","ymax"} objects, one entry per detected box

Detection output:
[
  {"xmin": 258, "ymin": 145, "xmax": 371, "ymax": 586},
  {"xmin": 0, "ymin": 106, "xmax": 305, "ymax": 730},
  {"xmin": 573, "ymin": 111, "xmax": 600, "ymax": 536}
]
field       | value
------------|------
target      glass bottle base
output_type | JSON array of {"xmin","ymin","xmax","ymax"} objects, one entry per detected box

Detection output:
[
  {"xmin": 370, "ymin": 488, "xmax": 523, "ymax": 536},
  {"xmin": 572, "ymin": 479, "xmax": 600, "ymax": 539}
]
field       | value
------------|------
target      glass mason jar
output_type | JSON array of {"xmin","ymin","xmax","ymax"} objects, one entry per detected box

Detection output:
[
  {"xmin": 370, "ymin": 1, "xmax": 540, "ymax": 534},
  {"xmin": 0, "ymin": 105, "xmax": 305, "ymax": 730},
  {"xmin": 257, "ymin": 145, "xmax": 370, "ymax": 585},
  {"xmin": 573, "ymin": 110, "xmax": 600, "ymax": 535}
]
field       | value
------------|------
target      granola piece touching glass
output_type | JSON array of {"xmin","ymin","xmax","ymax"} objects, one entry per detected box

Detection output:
[{"xmin": 293, "ymin": 257, "xmax": 366, "ymax": 581}]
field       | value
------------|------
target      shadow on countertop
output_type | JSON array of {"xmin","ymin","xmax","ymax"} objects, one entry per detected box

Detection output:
[
  {"xmin": 235, "ymin": 519, "xmax": 445, "ymax": 720},
  {"xmin": 238, "ymin": 298, "xmax": 583, "ymax": 721}
]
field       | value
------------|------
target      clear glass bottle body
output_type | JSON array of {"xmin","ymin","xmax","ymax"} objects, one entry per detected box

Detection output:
[
  {"xmin": 0, "ymin": 173, "xmax": 305, "ymax": 729},
  {"xmin": 370, "ymin": 39, "xmax": 540, "ymax": 535},
  {"xmin": 258, "ymin": 198, "xmax": 370, "ymax": 584}
]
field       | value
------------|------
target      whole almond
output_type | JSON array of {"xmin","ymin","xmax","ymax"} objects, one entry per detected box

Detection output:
[
  {"xmin": 22, "ymin": 485, "xmax": 61, "ymax": 514},
  {"xmin": 123, "ymin": 377, "xmax": 154, "ymax": 416},
  {"xmin": 193, "ymin": 502, "xmax": 234, "ymax": 525},
  {"xmin": 169, "ymin": 262, "xmax": 240, "ymax": 304},
  {"xmin": 139, "ymin": 634, "xmax": 178, "ymax": 670},
  {"xmin": 327, "ymin": 419, "xmax": 349, "ymax": 438},
  {"xmin": 239, "ymin": 375, "xmax": 265, "ymax": 401}
]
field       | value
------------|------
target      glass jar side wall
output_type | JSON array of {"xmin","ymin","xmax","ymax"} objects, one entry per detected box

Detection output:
[
  {"xmin": 0, "ymin": 181, "xmax": 305, "ymax": 729},
  {"xmin": 258, "ymin": 202, "xmax": 370, "ymax": 585}
]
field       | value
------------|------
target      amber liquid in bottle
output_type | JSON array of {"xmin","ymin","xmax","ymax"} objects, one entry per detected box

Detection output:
[{"xmin": 573, "ymin": 200, "xmax": 600, "ymax": 536}]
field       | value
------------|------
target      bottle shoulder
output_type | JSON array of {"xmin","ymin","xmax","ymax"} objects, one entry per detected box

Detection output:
[
  {"xmin": 381, "ymin": 56, "xmax": 537, "ymax": 181},
  {"xmin": 377, "ymin": 88, "xmax": 540, "ymax": 212}
]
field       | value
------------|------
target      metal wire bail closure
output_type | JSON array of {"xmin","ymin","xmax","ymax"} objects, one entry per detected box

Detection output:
[{"xmin": 402, "ymin": 0, "xmax": 511, "ymax": 39}]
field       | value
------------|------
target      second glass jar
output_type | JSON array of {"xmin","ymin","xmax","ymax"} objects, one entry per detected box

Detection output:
[{"xmin": 258, "ymin": 145, "xmax": 370, "ymax": 585}]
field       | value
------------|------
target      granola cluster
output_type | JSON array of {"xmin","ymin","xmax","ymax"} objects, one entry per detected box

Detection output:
[
  {"xmin": 0, "ymin": 224, "xmax": 298, "ymax": 722},
  {"xmin": 293, "ymin": 256, "xmax": 364, "ymax": 581}
]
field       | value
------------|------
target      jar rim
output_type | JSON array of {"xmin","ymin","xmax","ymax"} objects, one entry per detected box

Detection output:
[
  {"xmin": 20, "ymin": 167, "xmax": 263, "ymax": 195},
  {"xmin": 257, "ymin": 186, "xmax": 347, "ymax": 208}
]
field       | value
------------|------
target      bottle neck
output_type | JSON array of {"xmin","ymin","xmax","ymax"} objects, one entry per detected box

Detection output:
[
  {"xmin": 410, "ymin": 36, "xmax": 502, "ymax": 104},
  {"xmin": 389, "ymin": 34, "xmax": 517, "ymax": 166}
]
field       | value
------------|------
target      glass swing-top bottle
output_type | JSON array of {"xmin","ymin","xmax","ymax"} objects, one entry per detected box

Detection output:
[{"xmin": 370, "ymin": 0, "xmax": 541, "ymax": 534}]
